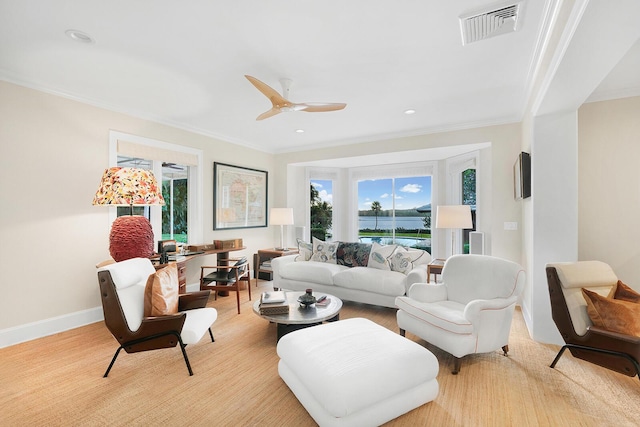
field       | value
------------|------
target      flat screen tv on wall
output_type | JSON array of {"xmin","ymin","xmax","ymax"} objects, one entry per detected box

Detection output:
[{"xmin": 514, "ymin": 152, "xmax": 531, "ymax": 200}]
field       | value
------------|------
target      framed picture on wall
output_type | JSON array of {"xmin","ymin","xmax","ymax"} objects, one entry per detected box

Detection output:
[{"xmin": 213, "ymin": 162, "xmax": 268, "ymax": 230}]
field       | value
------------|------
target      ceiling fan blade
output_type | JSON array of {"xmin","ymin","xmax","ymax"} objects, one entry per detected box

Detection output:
[
  {"xmin": 256, "ymin": 107, "xmax": 282, "ymax": 121},
  {"xmin": 245, "ymin": 75, "xmax": 289, "ymax": 107},
  {"xmin": 298, "ymin": 102, "xmax": 347, "ymax": 113}
]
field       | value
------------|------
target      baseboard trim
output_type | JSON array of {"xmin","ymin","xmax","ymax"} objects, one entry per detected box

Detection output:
[{"xmin": 0, "ymin": 307, "xmax": 104, "ymax": 349}]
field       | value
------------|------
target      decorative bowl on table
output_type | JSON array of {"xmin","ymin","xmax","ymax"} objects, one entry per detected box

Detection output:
[{"xmin": 297, "ymin": 294, "xmax": 316, "ymax": 307}]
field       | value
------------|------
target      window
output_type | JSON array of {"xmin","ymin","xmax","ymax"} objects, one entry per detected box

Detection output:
[
  {"xmin": 109, "ymin": 131, "xmax": 203, "ymax": 245},
  {"xmin": 357, "ymin": 175, "xmax": 432, "ymax": 250},
  {"xmin": 310, "ymin": 179, "xmax": 333, "ymax": 241},
  {"xmin": 461, "ymin": 168, "xmax": 476, "ymax": 254}
]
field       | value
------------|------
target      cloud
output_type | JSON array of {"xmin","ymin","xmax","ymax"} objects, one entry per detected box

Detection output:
[
  {"xmin": 395, "ymin": 195, "xmax": 403, "ymax": 199},
  {"xmin": 319, "ymin": 189, "xmax": 333, "ymax": 204},
  {"xmin": 400, "ymin": 184, "xmax": 422, "ymax": 193},
  {"xmin": 380, "ymin": 193, "xmax": 389, "ymax": 198},
  {"xmin": 311, "ymin": 181, "xmax": 323, "ymax": 189}
]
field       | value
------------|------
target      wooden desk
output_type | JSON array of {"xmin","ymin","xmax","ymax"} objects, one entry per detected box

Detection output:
[
  {"xmin": 427, "ymin": 259, "xmax": 446, "ymax": 283},
  {"xmin": 151, "ymin": 246, "xmax": 247, "ymax": 294}
]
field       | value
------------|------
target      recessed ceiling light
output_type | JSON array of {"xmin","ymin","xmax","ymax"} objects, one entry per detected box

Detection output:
[
  {"xmin": 404, "ymin": 109, "xmax": 416, "ymax": 115},
  {"xmin": 295, "ymin": 129, "xmax": 305, "ymax": 133},
  {"xmin": 65, "ymin": 29, "xmax": 94, "ymax": 44}
]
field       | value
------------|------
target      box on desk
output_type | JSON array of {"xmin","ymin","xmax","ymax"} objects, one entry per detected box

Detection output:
[
  {"xmin": 186, "ymin": 244, "xmax": 216, "ymax": 252},
  {"xmin": 214, "ymin": 239, "xmax": 243, "ymax": 249}
]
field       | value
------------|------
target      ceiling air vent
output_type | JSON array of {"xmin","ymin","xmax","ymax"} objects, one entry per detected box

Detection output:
[{"xmin": 459, "ymin": 2, "xmax": 521, "ymax": 45}]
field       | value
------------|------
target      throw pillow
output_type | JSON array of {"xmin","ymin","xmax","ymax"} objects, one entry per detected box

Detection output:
[
  {"xmin": 389, "ymin": 246, "xmax": 424, "ymax": 274},
  {"xmin": 310, "ymin": 237, "xmax": 339, "ymax": 263},
  {"xmin": 582, "ymin": 288, "xmax": 640, "ymax": 336},
  {"xmin": 368, "ymin": 242, "xmax": 396, "ymax": 271},
  {"xmin": 607, "ymin": 280, "xmax": 640, "ymax": 303},
  {"xmin": 336, "ymin": 242, "xmax": 372, "ymax": 267},
  {"xmin": 295, "ymin": 238, "xmax": 313, "ymax": 262},
  {"xmin": 144, "ymin": 263, "xmax": 179, "ymax": 317}
]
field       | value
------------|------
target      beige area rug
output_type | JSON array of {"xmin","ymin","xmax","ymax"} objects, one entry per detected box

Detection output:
[{"xmin": 1, "ymin": 280, "xmax": 638, "ymax": 426}]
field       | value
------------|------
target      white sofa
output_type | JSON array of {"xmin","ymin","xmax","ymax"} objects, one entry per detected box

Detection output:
[{"xmin": 272, "ymin": 245, "xmax": 431, "ymax": 308}]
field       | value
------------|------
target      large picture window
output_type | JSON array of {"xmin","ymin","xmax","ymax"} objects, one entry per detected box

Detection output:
[{"xmin": 357, "ymin": 175, "xmax": 432, "ymax": 251}]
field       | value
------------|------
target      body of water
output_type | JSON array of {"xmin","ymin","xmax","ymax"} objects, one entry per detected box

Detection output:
[{"xmin": 359, "ymin": 216, "xmax": 426, "ymax": 230}]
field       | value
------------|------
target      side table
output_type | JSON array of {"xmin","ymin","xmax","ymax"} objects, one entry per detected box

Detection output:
[
  {"xmin": 427, "ymin": 259, "xmax": 446, "ymax": 283},
  {"xmin": 254, "ymin": 248, "xmax": 298, "ymax": 282}
]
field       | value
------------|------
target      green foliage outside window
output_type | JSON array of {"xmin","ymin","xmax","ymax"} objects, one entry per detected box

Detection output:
[
  {"xmin": 162, "ymin": 179, "xmax": 188, "ymax": 243},
  {"xmin": 310, "ymin": 184, "xmax": 332, "ymax": 240}
]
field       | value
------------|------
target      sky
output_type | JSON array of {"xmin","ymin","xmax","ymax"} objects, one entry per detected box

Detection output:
[{"xmin": 312, "ymin": 176, "xmax": 432, "ymax": 211}]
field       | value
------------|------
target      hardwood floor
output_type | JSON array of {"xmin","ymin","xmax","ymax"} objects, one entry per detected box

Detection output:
[{"xmin": 1, "ymin": 279, "xmax": 638, "ymax": 426}]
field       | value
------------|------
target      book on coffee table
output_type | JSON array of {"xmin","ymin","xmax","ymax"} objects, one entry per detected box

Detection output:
[
  {"xmin": 259, "ymin": 291, "xmax": 289, "ymax": 315},
  {"xmin": 261, "ymin": 291, "xmax": 286, "ymax": 304}
]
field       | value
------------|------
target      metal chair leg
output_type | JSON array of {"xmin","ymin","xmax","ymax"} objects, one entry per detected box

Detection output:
[
  {"xmin": 103, "ymin": 346, "xmax": 124, "ymax": 378},
  {"xmin": 208, "ymin": 328, "xmax": 215, "ymax": 342}
]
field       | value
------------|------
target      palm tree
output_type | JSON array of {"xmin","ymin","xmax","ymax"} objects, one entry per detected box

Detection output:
[{"xmin": 370, "ymin": 201, "xmax": 382, "ymax": 230}]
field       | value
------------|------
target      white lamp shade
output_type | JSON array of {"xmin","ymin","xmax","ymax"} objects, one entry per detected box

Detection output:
[
  {"xmin": 435, "ymin": 205, "xmax": 473, "ymax": 229},
  {"xmin": 270, "ymin": 208, "xmax": 294, "ymax": 225}
]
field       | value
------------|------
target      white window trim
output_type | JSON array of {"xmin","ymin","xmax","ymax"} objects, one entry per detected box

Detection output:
[{"xmin": 108, "ymin": 131, "xmax": 204, "ymax": 244}]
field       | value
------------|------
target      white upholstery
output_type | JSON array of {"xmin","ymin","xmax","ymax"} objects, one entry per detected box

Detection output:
[
  {"xmin": 98, "ymin": 257, "xmax": 156, "ymax": 331},
  {"xmin": 98, "ymin": 257, "xmax": 217, "ymax": 342},
  {"xmin": 396, "ymin": 254, "xmax": 525, "ymax": 361},
  {"xmin": 546, "ymin": 261, "xmax": 617, "ymax": 336},
  {"xmin": 272, "ymin": 254, "xmax": 429, "ymax": 308},
  {"xmin": 277, "ymin": 318, "xmax": 439, "ymax": 426}
]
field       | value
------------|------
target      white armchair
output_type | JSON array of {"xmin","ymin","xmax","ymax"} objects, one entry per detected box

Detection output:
[{"xmin": 395, "ymin": 254, "xmax": 525, "ymax": 374}]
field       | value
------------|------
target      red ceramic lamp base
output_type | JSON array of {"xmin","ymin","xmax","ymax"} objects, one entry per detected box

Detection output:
[{"xmin": 109, "ymin": 216, "xmax": 155, "ymax": 262}]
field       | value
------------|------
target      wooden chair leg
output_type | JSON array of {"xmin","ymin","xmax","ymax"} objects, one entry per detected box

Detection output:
[
  {"xmin": 502, "ymin": 345, "xmax": 509, "ymax": 356},
  {"xmin": 235, "ymin": 285, "xmax": 241, "ymax": 314},
  {"xmin": 452, "ymin": 357, "xmax": 462, "ymax": 375},
  {"xmin": 399, "ymin": 328, "xmax": 406, "ymax": 337}
]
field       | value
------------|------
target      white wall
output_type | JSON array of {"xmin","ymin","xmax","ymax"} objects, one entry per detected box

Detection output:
[
  {"xmin": 578, "ymin": 96, "xmax": 640, "ymax": 282},
  {"xmin": 0, "ymin": 81, "xmax": 275, "ymax": 347}
]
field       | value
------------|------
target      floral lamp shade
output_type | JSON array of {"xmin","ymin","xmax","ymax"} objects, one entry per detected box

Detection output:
[
  {"xmin": 93, "ymin": 167, "xmax": 165, "ymax": 262},
  {"xmin": 93, "ymin": 167, "xmax": 165, "ymax": 207}
]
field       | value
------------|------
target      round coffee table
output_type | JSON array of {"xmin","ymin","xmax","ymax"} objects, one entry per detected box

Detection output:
[{"xmin": 253, "ymin": 291, "xmax": 343, "ymax": 341}]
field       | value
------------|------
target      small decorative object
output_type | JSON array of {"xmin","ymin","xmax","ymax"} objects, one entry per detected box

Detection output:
[{"xmin": 298, "ymin": 288, "xmax": 316, "ymax": 307}]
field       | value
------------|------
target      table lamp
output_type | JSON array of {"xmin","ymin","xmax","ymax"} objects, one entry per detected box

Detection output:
[
  {"xmin": 435, "ymin": 205, "xmax": 473, "ymax": 257},
  {"xmin": 93, "ymin": 167, "xmax": 165, "ymax": 262},
  {"xmin": 270, "ymin": 208, "xmax": 294, "ymax": 251}
]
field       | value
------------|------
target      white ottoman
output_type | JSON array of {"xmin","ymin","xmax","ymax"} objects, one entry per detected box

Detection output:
[{"xmin": 277, "ymin": 318, "xmax": 439, "ymax": 427}]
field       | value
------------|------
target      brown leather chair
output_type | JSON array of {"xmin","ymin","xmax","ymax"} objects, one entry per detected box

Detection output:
[
  {"xmin": 546, "ymin": 261, "xmax": 640, "ymax": 379},
  {"xmin": 97, "ymin": 258, "xmax": 217, "ymax": 377},
  {"xmin": 200, "ymin": 256, "xmax": 252, "ymax": 314}
]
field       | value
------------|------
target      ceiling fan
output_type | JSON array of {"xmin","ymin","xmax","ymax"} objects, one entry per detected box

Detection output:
[{"xmin": 245, "ymin": 75, "xmax": 346, "ymax": 121}]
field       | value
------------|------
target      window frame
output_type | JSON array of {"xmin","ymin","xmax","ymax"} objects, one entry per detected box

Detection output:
[{"xmin": 108, "ymin": 131, "xmax": 204, "ymax": 245}]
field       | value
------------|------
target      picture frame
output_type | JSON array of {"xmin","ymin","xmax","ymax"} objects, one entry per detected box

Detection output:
[{"xmin": 213, "ymin": 162, "xmax": 268, "ymax": 230}]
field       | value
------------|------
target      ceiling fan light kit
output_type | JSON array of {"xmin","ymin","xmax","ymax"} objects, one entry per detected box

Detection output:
[{"xmin": 245, "ymin": 75, "xmax": 346, "ymax": 121}]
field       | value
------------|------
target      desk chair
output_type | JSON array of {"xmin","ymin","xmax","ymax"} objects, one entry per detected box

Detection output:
[{"xmin": 200, "ymin": 257, "xmax": 252, "ymax": 314}]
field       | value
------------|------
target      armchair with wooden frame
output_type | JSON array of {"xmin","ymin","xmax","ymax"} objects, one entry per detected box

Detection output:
[
  {"xmin": 97, "ymin": 257, "xmax": 217, "ymax": 377},
  {"xmin": 546, "ymin": 261, "xmax": 640, "ymax": 379},
  {"xmin": 200, "ymin": 256, "xmax": 252, "ymax": 314}
]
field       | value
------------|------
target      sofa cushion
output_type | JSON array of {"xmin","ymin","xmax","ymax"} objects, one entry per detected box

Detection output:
[
  {"xmin": 368, "ymin": 242, "xmax": 396, "ymax": 270},
  {"xmin": 295, "ymin": 238, "xmax": 313, "ymax": 262},
  {"xmin": 279, "ymin": 260, "xmax": 349, "ymax": 286},
  {"xmin": 333, "ymin": 267, "xmax": 406, "ymax": 296},
  {"xmin": 336, "ymin": 242, "xmax": 371, "ymax": 267},
  {"xmin": 389, "ymin": 246, "xmax": 427, "ymax": 274},
  {"xmin": 310, "ymin": 237, "xmax": 339, "ymax": 264}
]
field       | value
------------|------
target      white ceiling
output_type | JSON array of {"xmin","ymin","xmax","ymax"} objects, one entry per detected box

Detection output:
[{"xmin": 1, "ymin": 0, "xmax": 638, "ymax": 154}]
